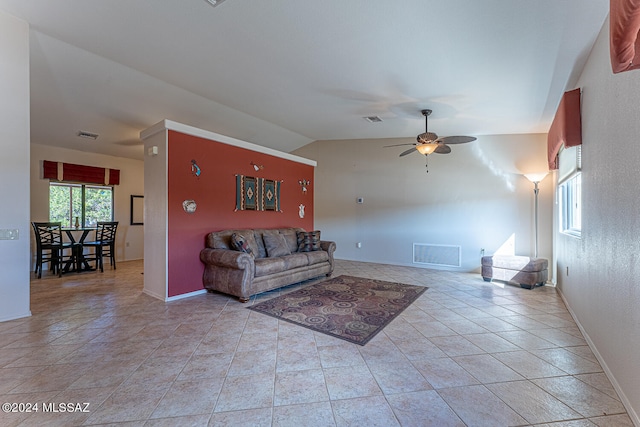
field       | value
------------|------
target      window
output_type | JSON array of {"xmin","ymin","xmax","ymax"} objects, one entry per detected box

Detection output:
[
  {"xmin": 557, "ymin": 145, "xmax": 581, "ymax": 238},
  {"xmin": 49, "ymin": 183, "xmax": 113, "ymax": 228},
  {"xmin": 559, "ymin": 173, "xmax": 581, "ymax": 237}
]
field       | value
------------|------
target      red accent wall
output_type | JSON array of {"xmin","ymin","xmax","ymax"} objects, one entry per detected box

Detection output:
[{"xmin": 167, "ymin": 130, "xmax": 314, "ymax": 297}]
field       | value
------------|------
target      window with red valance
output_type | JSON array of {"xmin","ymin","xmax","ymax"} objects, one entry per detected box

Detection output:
[
  {"xmin": 610, "ymin": 0, "xmax": 640, "ymax": 73},
  {"xmin": 547, "ymin": 88, "xmax": 582, "ymax": 170},
  {"xmin": 43, "ymin": 160, "xmax": 120, "ymax": 185}
]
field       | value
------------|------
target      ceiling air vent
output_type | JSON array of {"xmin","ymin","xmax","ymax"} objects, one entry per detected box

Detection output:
[
  {"xmin": 77, "ymin": 131, "xmax": 99, "ymax": 140},
  {"xmin": 363, "ymin": 116, "xmax": 383, "ymax": 123}
]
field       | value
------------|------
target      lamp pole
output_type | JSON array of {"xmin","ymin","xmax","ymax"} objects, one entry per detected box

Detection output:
[
  {"xmin": 532, "ymin": 180, "xmax": 540, "ymax": 258},
  {"xmin": 524, "ymin": 172, "xmax": 548, "ymax": 259}
]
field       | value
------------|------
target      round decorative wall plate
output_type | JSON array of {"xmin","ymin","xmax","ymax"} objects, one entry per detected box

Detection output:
[{"xmin": 182, "ymin": 199, "xmax": 197, "ymax": 213}]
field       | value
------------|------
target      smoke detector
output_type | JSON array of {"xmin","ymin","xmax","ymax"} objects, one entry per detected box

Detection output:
[{"xmin": 205, "ymin": 0, "xmax": 226, "ymax": 7}]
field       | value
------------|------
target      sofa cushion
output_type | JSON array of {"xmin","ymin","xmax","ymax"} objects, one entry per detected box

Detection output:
[
  {"xmin": 305, "ymin": 250, "xmax": 329, "ymax": 266},
  {"xmin": 254, "ymin": 257, "xmax": 287, "ymax": 277},
  {"xmin": 282, "ymin": 253, "xmax": 309, "ymax": 270},
  {"xmin": 297, "ymin": 230, "xmax": 321, "ymax": 252},
  {"xmin": 230, "ymin": 233, "xmax": 254, "ymax": 256},
  {"xmin": 279, "ymin": 229, "xmax": 300, "ymax": 253},
  {"xmin": 252, "ymin": 229, "xmax": 269, "ymax": 259},
  {"xmin": 210, "ymin": 229, "xmax": 261, "ymax": 257},
  {"xmin": 263, "ymin": 233, "xmax": 291, "ymax": 257}
]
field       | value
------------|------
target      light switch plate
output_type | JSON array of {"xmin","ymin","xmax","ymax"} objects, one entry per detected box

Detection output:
[{"xmin": 0, "ymin": 229, "xmax": 19, "ymax": 240}]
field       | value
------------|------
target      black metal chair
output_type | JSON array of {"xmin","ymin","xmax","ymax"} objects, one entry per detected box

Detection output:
[
  {"xmin": 31, "ymin": 222, "xmax": 76, "ymax": 278},
  {"xmin": 82, "ymin": 221, "xmax": 118, "ymax": 272}
]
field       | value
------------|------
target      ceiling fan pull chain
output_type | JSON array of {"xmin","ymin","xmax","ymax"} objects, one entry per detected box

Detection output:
[{"xmin": 425, "ymin": 155, "xmax": 429, "ymax": 172}]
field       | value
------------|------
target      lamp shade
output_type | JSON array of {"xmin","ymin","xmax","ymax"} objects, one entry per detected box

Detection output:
[
  {"xmin": 524, "ymin": 172, "xmax": 548, "ymax": 183},
  {"xmin": 415, "ymin": 143, "xmax": 438, "ymax": 155}
]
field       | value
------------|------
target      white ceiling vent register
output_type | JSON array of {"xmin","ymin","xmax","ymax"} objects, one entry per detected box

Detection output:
[
  {"xmin": 413, "ymin": 243, "xmax": 461, "ymax": 268},
  {"xmin": 205, "ymin": 0, "xmax": 226, "ymax": 7}
]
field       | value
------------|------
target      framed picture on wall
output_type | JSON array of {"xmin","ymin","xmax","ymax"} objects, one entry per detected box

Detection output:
[{"xmin": 130, "ymin": 195, "xmax": 144, "ymax": 225}]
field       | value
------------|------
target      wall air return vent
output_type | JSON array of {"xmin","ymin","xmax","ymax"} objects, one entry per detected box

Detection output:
[{"xmin": 413, "ymin": 243, "xmax": 461, "ymax": 267}]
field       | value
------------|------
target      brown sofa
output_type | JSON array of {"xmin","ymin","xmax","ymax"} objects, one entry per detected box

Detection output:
[{"xmin": 200, "ymin": 227, "xmax": 336, "ymax": 302}]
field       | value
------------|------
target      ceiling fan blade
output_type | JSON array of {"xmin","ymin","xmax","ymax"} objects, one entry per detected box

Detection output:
[
  {"xmin": 434, "ymin": 144, "xmax": 451, "ymax": 154},
  {"xmin": 384, "ymin": 143, "xmax": 417, "ymax": 148},
  {"xmin": 399, "ymin": 147, "xmax": 417, "ymax": 157},
  {"xmin": 437, "ymin": 135, "xmax": 477, "ymax": 144}
]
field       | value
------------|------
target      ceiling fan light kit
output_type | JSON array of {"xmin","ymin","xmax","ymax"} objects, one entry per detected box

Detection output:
[{"xmin": 415, "ymin": 143, "xmax": 438, "ymax": 155}]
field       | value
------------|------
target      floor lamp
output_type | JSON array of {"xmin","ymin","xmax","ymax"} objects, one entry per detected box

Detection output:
[{"xmin": 524, "ymin": 172, "xmax": 548, "ymax": 258}]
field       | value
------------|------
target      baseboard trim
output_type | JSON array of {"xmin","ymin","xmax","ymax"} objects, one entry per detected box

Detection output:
[
  {"xmin": 0, "ymin": 311, "xmax": 32, "ymax": 323},
  {"xmin": 166, "ymin": 289, "xmax": 207, "ymax": 302},
  {"xmin": 142, "ymin": 288, "xmax": 165, "ymax": 301},
  {"xmin": 557, "ymin": 289, "xmax": 639, "ymax": 425}
]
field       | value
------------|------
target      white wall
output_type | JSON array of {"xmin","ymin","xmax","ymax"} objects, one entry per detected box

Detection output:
[
  {"xmin": 140, "ymin": 128, "xmax": 167, "ymax": 300},
  {"xmin": 0, "ymin": 11, "xmax": 31, "ymax": 321},
  {"xmin": 293, "ymin": 133, "xmax": 552, "ymax": 274},
  {"xmin": 30, "ymin": 144, "xmax": 144, "ymax": 264},
  {"xmin": 556, "ymin": 17, "xmax": 640, "ymax": 422}
]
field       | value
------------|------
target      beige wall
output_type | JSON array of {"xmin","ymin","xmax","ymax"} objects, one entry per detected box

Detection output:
[
  {"xmin": 30, "ymin": 144, "xmax": 145, "ymax": 264},
  {"xmin": 293, "ymin": 133, "xmax": 552, "ymax": 274},
  {"xmin": 556, "ymin": 17, "xmax": 640, "ymax": 422},
  {"xmin": 0, "ymin": 11, "xmax": 31, "ymax": 321}
]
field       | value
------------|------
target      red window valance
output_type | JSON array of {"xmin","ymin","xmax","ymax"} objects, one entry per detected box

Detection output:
[
  {"xmin": 43, "ymin": 160, "xmax": 120, "ymax": 185},
  {"xmin": 547, "ymin": 88, "xmax": 582, "ymax": 170},
  {"xmin": 610, "ymin": 0, "xmax": 640, "ymax": 73}
]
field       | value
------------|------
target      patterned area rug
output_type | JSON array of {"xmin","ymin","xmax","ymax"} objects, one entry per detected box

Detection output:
[{"xmin": 248, "ymin": 275, "xmax": 427, "ymax": 345}]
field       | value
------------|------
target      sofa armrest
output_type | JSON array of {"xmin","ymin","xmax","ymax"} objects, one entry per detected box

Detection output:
[
  {"xmin": 200, "ymin": 248, "xmax": 254, "ymax": 270},
  {"xmin": 320, "ymin": 240, "xmax": 336, "ymax": 256},
  {"xmin": 320, "ymin": 240, "xmax": 336, "ymax": 275}
]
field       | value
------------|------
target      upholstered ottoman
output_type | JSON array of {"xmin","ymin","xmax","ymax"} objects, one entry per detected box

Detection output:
[{"xmin": 481, "ymin": 255, "xmax": 548, "ymax": 289}]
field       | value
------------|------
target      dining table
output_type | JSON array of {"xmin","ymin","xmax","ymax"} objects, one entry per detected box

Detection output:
[{"xmin": 61, "ymin": 227, "xmax": 97, "ymax": 273}]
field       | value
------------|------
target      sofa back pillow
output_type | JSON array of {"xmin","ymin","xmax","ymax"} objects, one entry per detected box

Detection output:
[
  {"xmin": 230, "ymin": 232, "xmax": 254, "ymax": 256},
  {"xmin": 297, "ymin": 230, "xmax": 321, "ymax": 252},
  {"xmin": 279, "ymin": 228, "xmax": 300, "ymax": 253},
  {"xmin": 263, "ymin": 233, "xmax": 292, "ymax": 257}
]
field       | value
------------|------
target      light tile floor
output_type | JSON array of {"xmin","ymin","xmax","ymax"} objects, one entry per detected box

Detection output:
[{"xmin": 0, "ymin": 259, "xmax": 634, "ymax": 426}]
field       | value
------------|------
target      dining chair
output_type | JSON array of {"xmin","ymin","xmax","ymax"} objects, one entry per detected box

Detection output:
[
  {"xmin": 82, "ymin": 221, "xmax": 118, "ymax": 272},
  {"xmin": 31, "ymin": 222, "xmax": 76, "ymax": 278}
]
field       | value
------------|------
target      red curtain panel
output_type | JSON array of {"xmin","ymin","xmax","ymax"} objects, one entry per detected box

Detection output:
[
  {"xmin": 547, "ymin": 88, "xmax": 582, "ymax": 170},
  {"xmin": 610, "ymin": 0, "xmax": 640, "ymax": 73},
  {"xmin": 43, "ymin": 160, "xmax": 120, "ymax": 185}
]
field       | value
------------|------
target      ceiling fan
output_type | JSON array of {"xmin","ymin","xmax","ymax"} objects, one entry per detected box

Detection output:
[{"xmin": 385, "ymin": 109, "xmax": 476, "ymax": 170}]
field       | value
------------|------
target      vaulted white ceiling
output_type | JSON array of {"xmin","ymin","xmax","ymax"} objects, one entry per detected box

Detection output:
[{"xmin": 0, "ymin": 0, "xmax": 608, "ymax": 160}]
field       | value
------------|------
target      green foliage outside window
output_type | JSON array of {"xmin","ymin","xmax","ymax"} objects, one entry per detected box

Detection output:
[{"xmin": 49, "ymin": 183, "xmax": 113, "ymax": 227}]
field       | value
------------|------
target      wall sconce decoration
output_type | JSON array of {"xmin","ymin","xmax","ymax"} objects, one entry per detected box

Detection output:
[
  {"xmin": 182, "ymin": 199, "xmax": 197, "ymax": 214},
  {"xmin": 250, "ymin": 162, "xmax": 264, "ymax": 172},
  {"xmin": 298, "ymin": 179, "xmax": 311, "ymax": 193},
  {"xmin": 191, "ymin": 160, "xmax": 201, "ymax": 177},
  {"xmin": 299, "ymin": 204, "xmax": 305, "ymax": 218}
]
